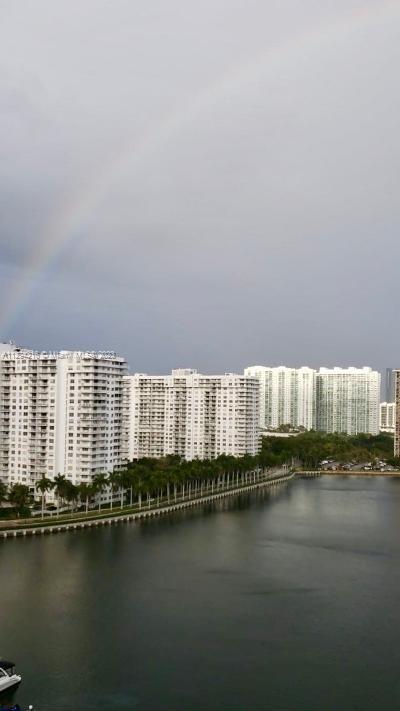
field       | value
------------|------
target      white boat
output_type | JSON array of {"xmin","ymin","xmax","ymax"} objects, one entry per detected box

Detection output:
[{"xmin": 0, "ymin": 659, "xmax": 21, "ymax": 693}]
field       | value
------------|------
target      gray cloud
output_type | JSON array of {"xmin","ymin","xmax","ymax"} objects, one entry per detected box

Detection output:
[{"xmin": 0, "ymin": 0, "xmax": 399, "ymax": 374}]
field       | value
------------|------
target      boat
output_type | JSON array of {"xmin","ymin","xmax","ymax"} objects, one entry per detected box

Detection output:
[{"xmin": 0, "ymin": 660, "xmax": 21, "ymax": 694}]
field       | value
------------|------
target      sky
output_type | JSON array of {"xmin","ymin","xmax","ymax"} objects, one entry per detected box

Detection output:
[{"xmin": 0, "ymin": 0, "xmax": 399, "ymax": 375}]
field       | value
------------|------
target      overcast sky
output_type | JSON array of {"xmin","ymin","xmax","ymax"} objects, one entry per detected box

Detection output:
[{"xmin": 0, "ymin": 0, "xmax": 399, "ymax": 374}]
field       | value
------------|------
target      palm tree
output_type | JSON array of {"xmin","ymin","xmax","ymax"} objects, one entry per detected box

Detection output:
[
  {"xmin": 157, "ymin": 455, "xmax": 180, "ymax": 504},
  {"xmin": 204, "ymin": 461, "xmax": 218, "ymax": 494},
  {"xmin": 35, "ymin": 476, "xmax": 54, "ymax": 518},
  {"xmin": 107, "ymin": 471, "xmax": 121, "ymax": 511},
  {"xmin": 189, "ymin": 459, "xmax": 202, "ymax": 497},
  {"xmin": 180, "ymin": 460, "xmax": 192, "ymax": 499},
  {"xmin": 149, "ymin": 468, "xmax": 163, "ymax": 507},
  {"xmin": 120, "ymin": 459, "xmax": 134, "ymax": 506},
  {"xmin": 133, "ymin": 458, "xmax": 155, "ymax": 508},
  {"xmin": 126, "ymin": 464, "xmax": 136, "ymax": 507},
  {"xmin": 170, "ymin": 464, "xmax": 183, "ymax": 502},
  {"xmin": 78, "ymin": 482, "xmax": 95, "ymax": 515},
  {"xmin": 53, "ymin": 474, "xmax": 68, "ymax": 516},
  {"xmin": 92, "ymin": 472, "xmax": 108, "ymax": 512},
  {"xmin": 133, "ymin": 463, "xmax": 148, "ymax": 509},
  {"xmin": 64, "ymin": 481, "xmax": 79, "ymax": 514},
  {"xmin": 116, "ymin": 469, "xmax": 131, "ymax": 509}
]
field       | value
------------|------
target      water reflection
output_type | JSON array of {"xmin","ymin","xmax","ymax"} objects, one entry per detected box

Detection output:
[{"xmin": 1, "ymin": 477, "xmax": 400, "ymax": 711}]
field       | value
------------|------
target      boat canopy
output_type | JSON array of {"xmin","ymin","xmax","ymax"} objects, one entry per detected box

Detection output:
[{"xmin": 0, "ymin": 660, "xmax": 15, "ymax": 670}]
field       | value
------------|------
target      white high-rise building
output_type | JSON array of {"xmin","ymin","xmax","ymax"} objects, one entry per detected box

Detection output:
[
  {"xmin": 123, "ymin": 374, "xmax": 167, "ymax": 460},
  {"xmin": 379, "ymin": 402, "xmax": 396, "ymax": 433},
  {"xmin": 315, "ymin": 367, "xmax": 380, "ymax": 435},
  {"xmin": 244, "ymin": 365, "xmax": 315, "ymax": 430},
  {"xmin": 0, "ymin": 346, "xmax": 126, "ymax": 490},
  {"xmin": 123, "ymin": 369, "xmax": 260, "ymax": 461}
]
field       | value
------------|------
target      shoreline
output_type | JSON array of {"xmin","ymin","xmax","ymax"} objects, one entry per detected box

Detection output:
[
  {"xmin": 0, "ymin": 470, "xmax": 294, "ymax": 540},
  {"xmin": 299, "ymin": 470, "xmax": 400, "ymax": 477}
]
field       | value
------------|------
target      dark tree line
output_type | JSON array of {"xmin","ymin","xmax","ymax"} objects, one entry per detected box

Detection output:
[{"xmin": 261, "ymin": 431, "xmax": 396, "ymax": 469}]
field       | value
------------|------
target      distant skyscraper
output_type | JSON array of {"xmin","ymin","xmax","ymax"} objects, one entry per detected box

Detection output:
[
  {"xmin": 385, "ymin": 368, "xmax": 395, "ymax": 402},
  {"xmin": 315, "ymin": 367, "xmax": 380, "ymax": 435},
  {"xmin": 244, "ymin": 365, "xmax": 315, "ymax": 430}
]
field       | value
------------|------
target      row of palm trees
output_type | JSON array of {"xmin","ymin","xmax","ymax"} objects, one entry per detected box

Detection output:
[{"xmin": 2, "ymin": 452, "xmax": 288, "ymax": 519}]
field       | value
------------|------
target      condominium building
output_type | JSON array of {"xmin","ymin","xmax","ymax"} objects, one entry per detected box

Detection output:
[
  {"xmin": 315, "ymin": 367, "xmax": 380, "ymax": 435},
  {"xmin": 123, "ymin": 369, "xmax": 260, "ymax": 461},
  {"xmin": 244, "ymin": 365, "xmax": 315, "ymax": 430},
  {"xmin": 0, "ymin": 345, "xmax": 126, "ymax": 489},
  {"xmin": 123, "ymin": 373, "xmax": 167, "ymax": 460},
  {"xmin": 379, "ymin": 402, "xmax": 396, "ymax": 433}
]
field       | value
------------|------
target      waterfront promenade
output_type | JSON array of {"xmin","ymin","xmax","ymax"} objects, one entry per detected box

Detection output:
[{"xmin": 0, "ymin": 467, "xmax": 294, "ymax": 540}]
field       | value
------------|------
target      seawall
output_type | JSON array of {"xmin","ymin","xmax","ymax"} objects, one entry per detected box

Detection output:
[{"xmin": 0, "ymin": 471, "xmax": 294, "ymax": 540}]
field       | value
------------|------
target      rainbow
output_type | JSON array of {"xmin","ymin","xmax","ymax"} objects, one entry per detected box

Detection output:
[{"xmin": 1, "ymin": 1, "xmax": 398, "ymax": 336}]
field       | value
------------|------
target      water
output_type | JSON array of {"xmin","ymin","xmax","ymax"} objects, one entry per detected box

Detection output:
[{"xmin": 1, "ymin": 475, "xmax": 400, "ymax": 710}]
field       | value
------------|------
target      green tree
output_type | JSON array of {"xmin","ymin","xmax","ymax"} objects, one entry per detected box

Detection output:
[
  {"xmin": 107, "ymin": 471, "xmax": 122, "ymax": 510},
  {"xmin": 132, "ymin": 462, "xmax": 149, "ymax": 509},
  {"xmin": 8, "ymin": 483, "xmax": 31, "ymax": 517},
  {"xmin": 92, "ymin": 473, "xmax": 108, "ymax": 512},
  {"xmin": 0, "ymin": 481, "xmax": 8, "ymax": 508},
  {"xmin": 125, "ymin": 464, "xmax": 137, "ymax": 507},
  {"xmin": 260, "ymin": 431, "xmax": 395, "ymax": 470},
  {"xmin": 78, "ymin": 482, "xmax": 95, "ymax": 514},
  {"xmin": 64, "ymin": 481, "xmax": 79, "ymax": 513},
  {"xmin": 53, "ymin": 474, "xmax": 69, "ymax": 516},
  {"xmin": 35, "ymin": 476, "xmax": 54, "ymax": 518},
  {"xmin": 117, "ymin": 469, "xmax": 131, "ymax": 509}
]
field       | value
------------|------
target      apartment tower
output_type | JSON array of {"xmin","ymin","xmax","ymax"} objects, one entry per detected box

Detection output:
[
  {"xmin": 244, "ymin": 365, "xmax": 315, "ymax": 430},
  {"xmin": 315, "ymin": 367, "xmax": 380, "ymax": 435},
  {"xmin": 123, "ymin": 369, "xmax": 260, "ymax": 461},
  {"xmin": 0, "ymin": 345, "xmax": 126, "ymax": 490}
]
